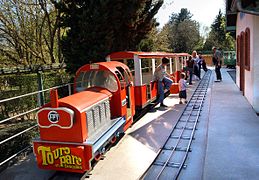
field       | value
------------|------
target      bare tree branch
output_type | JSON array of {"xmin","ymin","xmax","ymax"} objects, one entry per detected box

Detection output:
[{"xmin": 0, "ymin": 0, "xmax": 62, "ymax": 66}]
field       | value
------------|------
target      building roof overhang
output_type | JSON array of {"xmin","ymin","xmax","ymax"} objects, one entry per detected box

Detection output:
[
  {"xmin": 226, "ymin": 0, "xmax": 237, "ymax": 37},
  {"xmin": 226, "ymin": 0, "xmax": 259, "ymax": 37}
]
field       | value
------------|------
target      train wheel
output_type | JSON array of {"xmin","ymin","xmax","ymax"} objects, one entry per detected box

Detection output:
[
  {"xmin": 111, "ymin": 136, "xmax": 117, "ymax": 144},
  {"xmin": 94, "ymin": 153, "xmax": 101, "ymax": 161}
]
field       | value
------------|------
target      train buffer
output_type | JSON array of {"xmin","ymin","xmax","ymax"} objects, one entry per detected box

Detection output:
[{"xmin": 1, "ymin": 68, "xmax": 259, "ymax": 179}]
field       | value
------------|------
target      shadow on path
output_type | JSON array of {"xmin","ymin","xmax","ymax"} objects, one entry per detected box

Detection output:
[{"xmin": 227, "ymin": 69, "xmax": 236, "ymax": 83}]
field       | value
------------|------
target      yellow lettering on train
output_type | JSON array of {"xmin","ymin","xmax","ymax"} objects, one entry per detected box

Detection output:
[
  {"xmin": 38, "ymin": 146, "xmax": 51, "ymax": 165},
  {"xmin": 59, "ymin": 155, "xmax": 82, "ymax": 167},
  {"xmin": 37, "ymin": 146, "xmax": 82, "ymax": 169}
]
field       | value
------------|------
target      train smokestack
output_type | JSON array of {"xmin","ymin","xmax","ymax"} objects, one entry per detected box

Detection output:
[{"xmin": 50, "ymin": 89, "xmax": 59, "ymax": 108}]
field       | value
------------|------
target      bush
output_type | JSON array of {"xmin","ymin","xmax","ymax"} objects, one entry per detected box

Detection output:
[{"xmin": 0, "ymin": 121, "xmax": 38, "ymax": 163}]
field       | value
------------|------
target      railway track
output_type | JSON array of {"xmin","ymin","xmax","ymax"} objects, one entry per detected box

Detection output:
[
  {"xmin": 140, "ymin": 70, "xmax": 212, "ymax": 180},
  {"xmin": 48, "ymin": 170, "xmax": 89, "ymax": 180}
]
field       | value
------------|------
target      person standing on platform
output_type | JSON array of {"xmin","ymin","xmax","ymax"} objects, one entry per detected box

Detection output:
[
  {"xmin": 192, "ymin": 51, "xmax": 200, "ymax": 80},
  {"xmin": 212, "ymin": 47, "xmax": 222, "ymax": 81},
  {"xmin": 153, "ymin": 57, "xmax": 173, "ymax": 107},
  {"xmin": 197, "ymin": 53, "xmax": 202, "ymax": 76},
  {"xmin": 186, "ymin": 56, "xmax": 194, "ymax": 85},
  {"xmin": 178, "ymin": 73, "xmax": 188, "ymax": 104},
  {"xmin": 199, "ymin": 54, "xmax": 208, "ymax": 72}
]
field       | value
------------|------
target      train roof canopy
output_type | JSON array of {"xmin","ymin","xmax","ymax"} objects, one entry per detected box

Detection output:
[
  {"xmin": 107, "ymin": 51, "xmax": 190, "ymax": 60},
  {"xmin": 76, "ymin": 61, "xmax": 129, "ymax": 75}
]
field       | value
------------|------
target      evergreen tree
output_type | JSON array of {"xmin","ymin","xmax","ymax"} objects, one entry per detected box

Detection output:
[
  {"xmin": 154, "ymin": 24, "xmax": 172, "ymax": 52},
  {"xmin": 203, "ymin": 10, "xmax": 235, "ymax": 51},
  {"xmin": 167, "ymin": 8, "xmax": 201, "ymax": 53},
  {"xmin": 53, "ymin": 0, "xmax": 163, "ymax": 73},
  {"xmin": 211, "ymin": 10, "xmax": 225, "ymax": 43},
  {"xmin": 169, "ymin": 8, "xmax": 192, "ymax": 25}
]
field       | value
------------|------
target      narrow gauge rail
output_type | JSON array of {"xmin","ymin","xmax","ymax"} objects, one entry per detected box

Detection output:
[{"xmin": 141, "ymin": 70, "xmax": 212, "ymax": 180}]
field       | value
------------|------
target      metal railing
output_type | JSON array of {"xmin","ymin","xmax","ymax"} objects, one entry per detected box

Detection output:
[
  {"xmin": 0, "ymin": 64, "xmax": 66, "ymax": 75},
  {"xmin": 0, "ymin": 82, "xmax": 73, "ymax": 168}
]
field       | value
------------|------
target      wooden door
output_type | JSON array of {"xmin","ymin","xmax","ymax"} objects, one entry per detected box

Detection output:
[{"xmin": 240, "ymin": 33, "xmax": 245, "ymax": 95}]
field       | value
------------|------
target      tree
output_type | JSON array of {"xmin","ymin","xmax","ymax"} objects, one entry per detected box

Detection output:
[
  {"xmin": 0, "ymin": 0, "xmax": 62, "ymax": 67},
  {"xmin": 137, "ymin": 27, "xmax": 157, "ymax": 52},
  {"xmin": 53, "ymin": 0, "xmax": 163, "ymax": 73},
  {"xmin": 203, "ymin": 10, "xmax": 235, "ymax": 51},
  {"xmin": 169, "ymin": 8, "xmax": 193, "ymax": 24},
  {"xmin": 137, "ymin": 24, "xmax": 172, "ymax": 52},
  {"xmin": 167, "ymin": 8, "xmax": 201, "ymax": 53},
  {"xmin": 154, "ymin": 24, "xmax": 172, "ymax": 52}
]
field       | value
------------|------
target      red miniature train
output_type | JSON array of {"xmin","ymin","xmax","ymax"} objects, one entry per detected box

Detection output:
[{"xmin": 33, "ymin": 51, "xmax": 189, "ymax": 173}]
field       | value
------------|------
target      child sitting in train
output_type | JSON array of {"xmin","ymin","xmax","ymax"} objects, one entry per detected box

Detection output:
[{"xmin": 178, "ymin": 73, "xmax": 188, "ymax": 104}]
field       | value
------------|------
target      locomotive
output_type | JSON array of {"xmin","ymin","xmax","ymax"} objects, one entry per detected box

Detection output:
[{"xmin": 33, "ymin": 51, "xmax": 189, "ymax": 173}]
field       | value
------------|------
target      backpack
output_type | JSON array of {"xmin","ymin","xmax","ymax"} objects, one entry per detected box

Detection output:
[
  {"xmin": 187, "ymin": 59, "xmax": 194, "ymax": 68},
  {"xmin": 212, "ymin": 56, "xmax": 217, "ymax": 65}
]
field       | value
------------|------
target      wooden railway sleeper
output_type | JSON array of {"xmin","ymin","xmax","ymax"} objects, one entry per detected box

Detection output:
[
  {"xmin": 192, "ymin": 94, "xmax": 205, "ymax": 97},
  {"xmin": 163, "ymin": 146, "xmax": 192, "ymax": 152},
  {"xmin": 175, "ymin": 126, "xmax": 196, "ymax": 130},
  {"xmin": 193, "ymin": 105, "xmax": 202, "ymax": 109},
  {"xmin": 153, "ymin": 161, "xmax": 187, "ymax": 169},
  {"xmin": 182, "ymin": 112, "xmax": 200, "ymax": 116},
  {"xmin": 167, "ymin": 162, "xmax": 187, "ymax": 169},
  {"xmin": 170, "ymin": 135, "xmax": 195, "ymax": 140},
  {"xmin": 179, "ymin": 119, "xmax": 199, "ymax": 123}
]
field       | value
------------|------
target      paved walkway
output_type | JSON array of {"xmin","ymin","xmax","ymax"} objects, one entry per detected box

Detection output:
[
  {"xmin": 181, "ymin": 68, "xmax": 259, "ymax": 180},
  {"xmin": 203, "ymin": 68, "xmax": 259, "ymax": 180}
]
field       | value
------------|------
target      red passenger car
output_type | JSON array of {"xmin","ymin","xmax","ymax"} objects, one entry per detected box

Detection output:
[{"xmin": 106, "ymin": 51, "xmax": 189, "ymax": 109}]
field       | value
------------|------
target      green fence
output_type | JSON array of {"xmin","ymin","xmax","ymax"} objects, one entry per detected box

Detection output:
[{"xmin": 223, "ymin": 51, "xmax": 236, "ymax": 68}]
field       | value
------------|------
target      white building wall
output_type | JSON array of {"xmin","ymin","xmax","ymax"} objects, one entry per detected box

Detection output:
[
  {"xmin": 236, "ymin": 13, "xmax": 259, "ymax": 112},
  {"xmin": 252, "ymin": 16, "xmax": 259, "ymax": 112}
]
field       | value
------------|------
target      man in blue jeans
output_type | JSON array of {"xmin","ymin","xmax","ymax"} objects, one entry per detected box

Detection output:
[
  {"xmin": 153, "ymin": 57, "xmax": 173, "ymax": 107},
  {"xmin": 212, "ymin": 47, "xmax": 222, "ymax": 81},
  {"xmin": 186, "ymin": 56, "xmax": 194, "ymax": 85}
]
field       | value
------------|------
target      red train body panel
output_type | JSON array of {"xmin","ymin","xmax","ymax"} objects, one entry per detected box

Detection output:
[
  {"xmin": 134, "ymin": 85, "xmax": 147, "ymax": 108},
  {"xmin": 33, "ymin": 142, "xmax": 93, "ymax": 173}
]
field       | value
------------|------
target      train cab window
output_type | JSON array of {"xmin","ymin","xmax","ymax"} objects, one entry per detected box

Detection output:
[
  {"xmin": 75, "ymin": 72, "xmax": 85, "ymax": 89},
  {"xmin": 125, "ymin": 69, "xmax": 133, "ymax": 82},
  {"xmin": 115, "ymin": 70, "xmax": 126, "ymax": 89},
  {"xmin": 116, "ymin": 66, "xmax": 130, "ymax": 85},
  {"xmin": 75, "ymin": 70, "xmax": 118, "ymax": 92}
]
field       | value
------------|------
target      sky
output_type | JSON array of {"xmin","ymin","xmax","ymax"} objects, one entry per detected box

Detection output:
[{"xmin": 155, "ymin": 0, "xmax": 225, "ymax": 34}]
